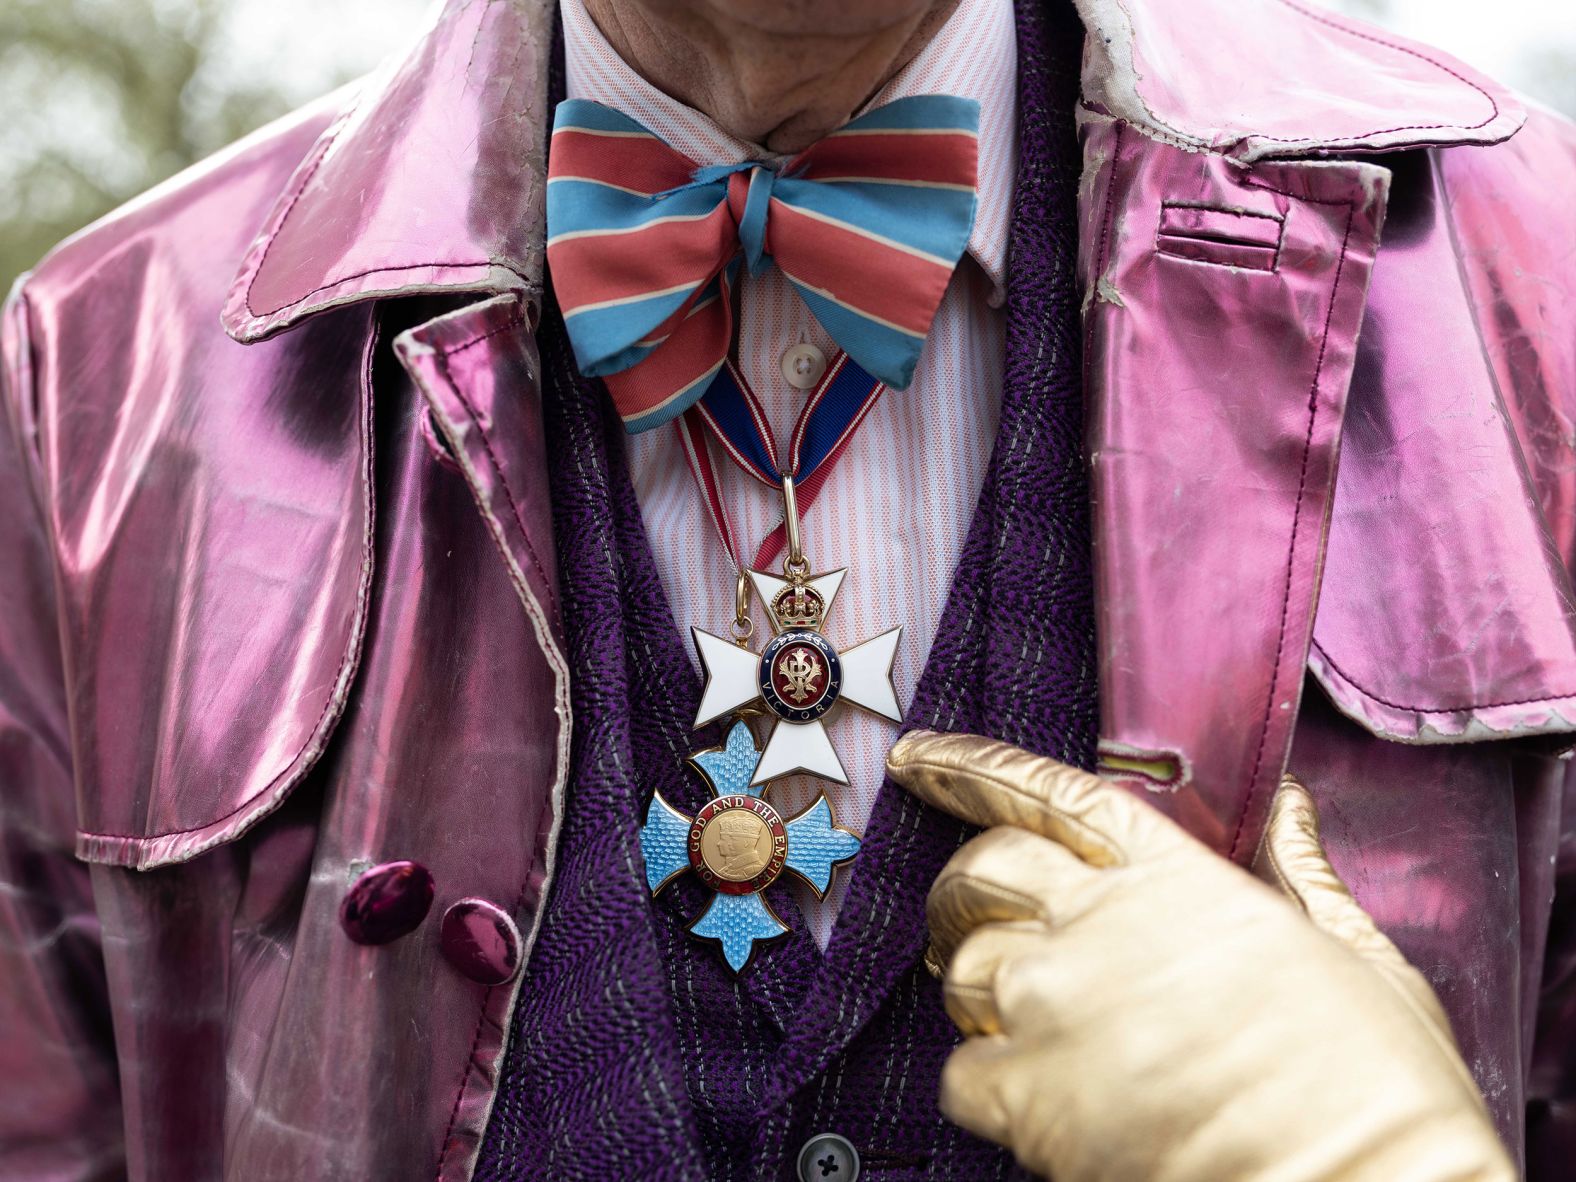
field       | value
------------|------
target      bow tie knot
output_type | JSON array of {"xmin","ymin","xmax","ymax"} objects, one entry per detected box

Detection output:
[
  {"xmin": 679, "ymin": 163, "xmax": 778, "ymax": 274},
  {"xmin": 729, "ymin": 167, "xmax": 776, "ymax": 275},
  {"xmin": 547, "ymin": 96, "xmax": 981, "ymax": 432}
]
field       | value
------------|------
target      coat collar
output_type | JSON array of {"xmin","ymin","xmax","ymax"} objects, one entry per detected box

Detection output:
[
  {"xmin": 221, "ymin": 0, "xmax": 556, "ymax": 342},
  {"xmin": 221, "ymin": 0, "xmax": 1524, "ymax": 343},
  {"xmin": 1078, "ymin": 0, "xmax": 1524, "ymax": 162}
]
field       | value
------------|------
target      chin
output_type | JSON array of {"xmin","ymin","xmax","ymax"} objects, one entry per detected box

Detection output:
[{"xmin": 682, "ymin": 0, "xmax": 945, "ymax": 37}]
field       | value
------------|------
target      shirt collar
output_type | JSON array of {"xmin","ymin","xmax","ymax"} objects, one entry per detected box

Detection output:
[{"xmin": 561, "ymin": 0, "xmax": 1018, "ymax": 303}]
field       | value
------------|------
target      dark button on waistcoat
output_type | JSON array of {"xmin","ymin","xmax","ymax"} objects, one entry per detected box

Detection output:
[{"xmin": 797, "ymin": 1133, "xmax": 860, "ymax": 1181}]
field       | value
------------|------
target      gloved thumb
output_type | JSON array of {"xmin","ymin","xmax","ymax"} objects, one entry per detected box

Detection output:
[
  {"xmin": 1254, "ymin": 781, "xmax": 1449, "ymax": 983},
  {"xmin": 1256, "ymin": 775, "xmax": 1470, "ymax": 1066},
  {"xmin": 1255, "ymin": 776, "xmax": 1410, "ymax": 968}
]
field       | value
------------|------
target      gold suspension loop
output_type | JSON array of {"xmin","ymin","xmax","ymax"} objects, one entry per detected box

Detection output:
[
  {"xmin": 781, "ymin": 474, "xmax": 809, "ymax": 579},
  {"xmin": 730, "ymin": 567, "xmax": 754, "ymax": 645}
]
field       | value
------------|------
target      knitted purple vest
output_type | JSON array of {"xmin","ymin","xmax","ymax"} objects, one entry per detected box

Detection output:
[{"xmin": 475, "ymin": 3, "xmax": 1091, "ymax": 1177}]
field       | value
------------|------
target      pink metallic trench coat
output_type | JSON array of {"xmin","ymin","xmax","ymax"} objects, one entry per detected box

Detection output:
[{"xmin": 2, "ymin": 0, "xmax": 1575, "ymax": 1178}]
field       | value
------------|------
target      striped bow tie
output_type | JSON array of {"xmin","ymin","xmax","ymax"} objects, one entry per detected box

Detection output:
[{"xmin": 546, "ymin": 95, "xmax": 981, "ymax": 432}]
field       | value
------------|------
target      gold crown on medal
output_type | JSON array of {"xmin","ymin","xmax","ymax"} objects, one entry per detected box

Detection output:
[{"xmin": 772, "ymin": 584, "xmax": 825, "ymax": 630}]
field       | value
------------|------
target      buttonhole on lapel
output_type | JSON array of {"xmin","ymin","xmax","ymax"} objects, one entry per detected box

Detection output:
[
  {"xmin": 1096, "ymin": 741, "xmax": 1189, "ymax": 793},
  {"xmin": 420, "ymin": 405, "xmax": 463, "ymax": 473},
  {"xmin": 1156, "ymin": 202, "xmax": 1283, "ymax": 273}
]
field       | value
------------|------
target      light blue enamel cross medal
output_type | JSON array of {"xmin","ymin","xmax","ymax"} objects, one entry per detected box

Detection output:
[{"xmin": 640, "ymin": 717, "xmax": 862, "ymax": 972}]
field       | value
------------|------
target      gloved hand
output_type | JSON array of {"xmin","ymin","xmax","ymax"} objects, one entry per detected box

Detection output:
[{"xmin": 887, "ymin": 730, "xmax": 1514, "ymax": 1182}]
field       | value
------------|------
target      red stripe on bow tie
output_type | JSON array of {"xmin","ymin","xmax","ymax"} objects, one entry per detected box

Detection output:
[
  {"xmin": 547, "ymin": 207, "xmax": 736, "ymax": 310},
  {"xmin": 547, "ymin": 127, "xmax": 698, "ymax": 194},
  {"xmin": 768, "ymin": 202, "xmax": 954, "ymax": 337},
  {"xmin": 602, "ymin": 281, "xmax": 735, "ymax": 425},
  {"xmin": 791, "ymin": 131, "xmax": 979, "ymax": 186}
]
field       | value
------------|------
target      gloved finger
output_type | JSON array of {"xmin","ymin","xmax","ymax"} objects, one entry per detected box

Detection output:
[
  {"xmin": 1256, "ymin": 777, "xmax": 1411, "ymax": 971},
  {"xmin": 889, "ymin": 730, "xmax": 1189, "ymax": 866},
  {"xmin": 942, "ymin": 920, "xmax": 1055, "ymax": 1037},
  {"xmin": 926, "ymin": 826, "xmax": 1100, "ymax": 968},
  {"xmin": 937, "ymin": 1034, "xmax": 1022, "ymax": 1155}
]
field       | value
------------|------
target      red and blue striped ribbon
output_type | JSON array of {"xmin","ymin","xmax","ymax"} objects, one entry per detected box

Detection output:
[
  {"xmin": 546, "ymin": 95, "xmax": 979, "ymax": 433},
  {"xmin": 677, "ymin": 352, "xmax": 886, "ymax": 570}
]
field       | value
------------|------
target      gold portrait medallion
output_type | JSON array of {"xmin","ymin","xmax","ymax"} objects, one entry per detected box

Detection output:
[{"xmin": 698, "ymin": 808, "xmax": 773, "ymax": 882}]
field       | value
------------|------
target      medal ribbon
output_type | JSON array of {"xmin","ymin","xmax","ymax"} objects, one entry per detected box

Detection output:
[{"xmin": 676, "ymin": 352, "xmax": 886, "ymax": 571}]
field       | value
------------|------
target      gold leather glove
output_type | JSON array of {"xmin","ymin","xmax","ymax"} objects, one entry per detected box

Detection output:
[{"xmin": 887, "ymin": 731, "xmax": 1513, "ymax": 1182}]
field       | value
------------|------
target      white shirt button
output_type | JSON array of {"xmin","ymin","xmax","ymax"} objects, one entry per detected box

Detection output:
[{"xmin": 781, "ymin": 343, "xmax": 827, "ymax": 390}]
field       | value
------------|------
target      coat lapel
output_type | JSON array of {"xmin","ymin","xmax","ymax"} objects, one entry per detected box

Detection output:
[
  {"xmin": 395, "ymin": 295, "xmax": 565, "ymax": 654},
  {"xmin": 393, "ymin": 295, "xmax": 577, "ymax": 1178},
  {"xmin": 221, "ymin": 0, "xmax": 555, "ymax": 344},
  {"xmin": 1081, "ymin": 119, "xmax": 1390, "ymax": 858},
  {"xmin": 1062, "ymin": 0, "xmax": 1524, "ymax": 857}
]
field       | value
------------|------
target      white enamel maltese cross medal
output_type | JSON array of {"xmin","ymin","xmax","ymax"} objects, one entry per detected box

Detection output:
[
  {"xmin": 640, "ymin": 718, "xmax": 861, "ymax": 971},
  {"xmin": 691, "ymin": 565, "xmax": 902, "ymax": 786}
]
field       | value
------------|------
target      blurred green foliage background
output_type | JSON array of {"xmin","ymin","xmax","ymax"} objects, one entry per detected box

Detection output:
[{"xmin": 0, "ymin": 0, "xmax": 425, "ymax": 293}]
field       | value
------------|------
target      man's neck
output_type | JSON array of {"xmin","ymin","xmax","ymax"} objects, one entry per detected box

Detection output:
[{"xmin": 581, "ymin": 0, "xmax": 960, "ymax": 153}]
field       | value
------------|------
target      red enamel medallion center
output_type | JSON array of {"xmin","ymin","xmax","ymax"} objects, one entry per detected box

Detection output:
[{"xmin": 771, "ymin": 643, "xmax": 828, "ymax": 709}]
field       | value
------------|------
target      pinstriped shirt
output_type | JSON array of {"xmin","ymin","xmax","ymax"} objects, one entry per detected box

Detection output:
[{"xmin": 563, "ymin": 0, "xmax": 1018, "ymax": 945}]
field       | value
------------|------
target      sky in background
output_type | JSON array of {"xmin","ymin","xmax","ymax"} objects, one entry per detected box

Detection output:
[
  {"xmin": 1353, "ymin": 0, "xmax": 1573, "ymax": 82},
  {"xmin": 1340, "ymin": 0, "xmax": 1576, "ymax": 111},
  {"xmin": 211, "ymin": 0, "xmax": 430, "ymax": 103}
]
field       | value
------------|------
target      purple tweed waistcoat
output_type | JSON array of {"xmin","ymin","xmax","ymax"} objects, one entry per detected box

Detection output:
[{"xmin": 475, "ymin": 3, "xmax": 1092, "ymax": 1178}]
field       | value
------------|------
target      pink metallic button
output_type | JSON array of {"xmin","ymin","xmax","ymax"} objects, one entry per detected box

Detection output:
[
  {"xmin": 440, "ymin": 898, "xmax": 522, "ymax": 985},
  {"xmin": 339, "ymin": 860, "xmax": 435, "ymax": 946}
]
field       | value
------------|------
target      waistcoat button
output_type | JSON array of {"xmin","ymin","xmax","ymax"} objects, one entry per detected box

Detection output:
[
  {"xmin": 440, "ymin": 897, "xmax": 523, "ymax": 985},
  {"xmin": 797, "ymin": 1132, "xmax": 860, "ymax": 1181},
  {"xmin": 339, "ymin": 860, "xmax": 435, "ymax": 945}
]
